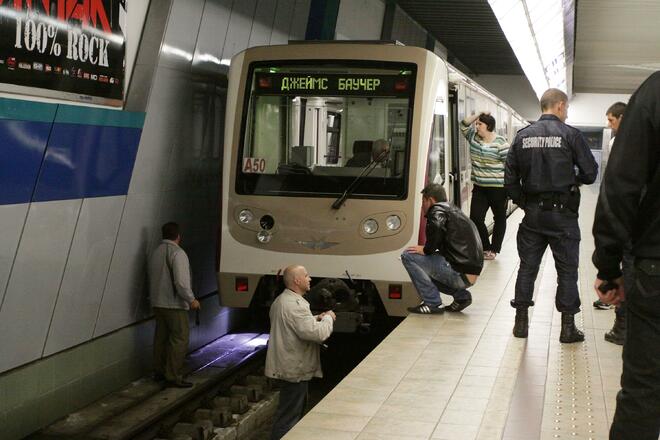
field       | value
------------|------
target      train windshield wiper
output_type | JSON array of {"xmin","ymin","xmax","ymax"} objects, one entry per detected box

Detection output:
[{"xmin": 332, "ymin": 150, "xmax": 388, "ymax": 210}]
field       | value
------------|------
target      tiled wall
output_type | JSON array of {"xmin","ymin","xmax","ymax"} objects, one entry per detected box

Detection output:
[{"xmin": 0, "ymin": 0, "xmax": 311, "ymax": 438}]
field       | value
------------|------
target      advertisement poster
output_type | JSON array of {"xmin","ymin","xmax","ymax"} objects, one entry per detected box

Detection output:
[{"xmin": 0, "ymin": 0, "xmax": 126, "ymax": 106}]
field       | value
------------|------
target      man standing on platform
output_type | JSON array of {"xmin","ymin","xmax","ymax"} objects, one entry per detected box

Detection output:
[
  {"xmin": 592, "ymin": 72, "xmax": 660, "ymax": 440},
  {"xmin": 149, "ymin": 222, "xmax": 201, "ymax": 388},
  {"xmin": 505, "ymin": 88, "xmax": 598, "ymax": 343},
  {"xmin": 593, "ymin": 102, "xmax": 630, "ymax": 347},
  {"xmin": 266, "ymin": 265, "xmax": 335, "ymax": 440}
]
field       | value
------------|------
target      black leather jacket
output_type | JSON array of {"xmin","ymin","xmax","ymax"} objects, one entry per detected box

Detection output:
[
  {"xmin": 593, "ymin": 71, "xmax": 660, "ymax": 280},
  {"xmin": 505, "ymin": 114, "xmax": 598, "ymax": 206},
  {"xmin": 424, "ymin": 202, "xmax": 484, "ymax": 275}
]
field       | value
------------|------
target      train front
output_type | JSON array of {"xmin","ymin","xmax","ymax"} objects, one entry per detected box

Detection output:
[{"xmin": 218, "ymin": 44, "xmax": 441, "ymax": 326}]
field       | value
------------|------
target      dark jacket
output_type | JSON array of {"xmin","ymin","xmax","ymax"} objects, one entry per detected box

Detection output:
[
  {"xmin": 593, "ymin": 71, "xmax": 660, "ymax": 280},
  {"xmin": 505, "ymin": 114, "xmax": 599, "ymax": 205},
  {"xmin": 424, "ymin": 202, "xmax": 484, "ymax": 275}
]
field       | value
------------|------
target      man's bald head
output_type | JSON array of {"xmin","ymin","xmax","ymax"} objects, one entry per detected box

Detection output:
[{"xmin": 283, "ymin": 265, "xmax": 311, "ymax": 294}]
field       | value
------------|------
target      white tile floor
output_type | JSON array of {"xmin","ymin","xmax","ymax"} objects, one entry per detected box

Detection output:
[{"xmin": 285, "ymin": 187, "xmax": 627, "ymax": 440}]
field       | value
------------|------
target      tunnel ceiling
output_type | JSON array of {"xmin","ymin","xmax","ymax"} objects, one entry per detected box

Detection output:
[{"xmin": 395, "ymin": 0, "xmax": 524, "ymax": 75}]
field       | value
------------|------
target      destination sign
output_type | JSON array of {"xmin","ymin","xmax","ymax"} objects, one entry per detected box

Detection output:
[{"xmin": 254, "ymin": 73, "xmax": 412, "ymax": 97}]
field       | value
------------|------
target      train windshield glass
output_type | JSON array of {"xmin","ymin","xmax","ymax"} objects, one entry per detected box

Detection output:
[{"xmin": 236, "ymin": 62, "xmax": 415, "ymax": 199}]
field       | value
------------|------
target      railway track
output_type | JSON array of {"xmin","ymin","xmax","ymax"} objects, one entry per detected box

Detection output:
[{"xmin": 31, "ymin": 333, "xmax": 277, "ymax": 440}]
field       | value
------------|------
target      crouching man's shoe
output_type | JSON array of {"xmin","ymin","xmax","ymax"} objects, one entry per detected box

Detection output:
[
  {"xmin": 559, "ymin": 312, "xmax": 585, "ymax": 343},
  {"xmin": 513, "ymin": 308, "xmax": 529, "ymax": 338},
  {"xmin": 407, "ymin": 302, "xmax": 444, "ymax": 314},
  {"xmin": 447, "ymin": 299, "xmax": 472, "ymax": 312}
]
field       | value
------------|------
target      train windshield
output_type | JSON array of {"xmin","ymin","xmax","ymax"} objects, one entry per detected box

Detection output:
[{"xmin": 236, "ymin": 62, "xmax": 415, "ymax": 199}]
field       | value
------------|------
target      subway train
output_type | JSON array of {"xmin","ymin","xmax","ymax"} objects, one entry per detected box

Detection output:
[{"xmin": 217, "ymin": 42, "xmax": 527, "ymax": 331}]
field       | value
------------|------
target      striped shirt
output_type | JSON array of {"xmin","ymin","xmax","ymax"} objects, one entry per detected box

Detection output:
[{"xmin": 460, "ymin": 122, "xmax": 510, "ymax": 187}]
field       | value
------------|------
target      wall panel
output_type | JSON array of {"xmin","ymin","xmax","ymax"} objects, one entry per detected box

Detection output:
[
  {"xmin": 127, "ymin": 67, "xmax": 191, "ymax": 195},
  {"xmin": 192, "ymin": 0, "xmax": 233, "ymax": 74},
  {"xmin": 270, "ymin": 0, "xmax": 296, "ymax": 45},
  {"xmin": 290, "ymin": 0, "xmax": 312, "ymax": 40},
  {"xmin": 43, "ymin": 196, "xmax": 126, "ymax": 356},
  {"xmin": 0, "ymin": 200, "xmax": 82, "ymax": 372},
  {"xmin": 159, "ymin": 0, "xmax": 205, "ymax": 72},
  {"xmin": 249, "ymin": 0, "xmax": 278, "ymax": 47},
  {"xmin": 93, "ymin": 193, "xmax": 161, "ymax": 336},
  {"xmin": 0, "ymin": 204, "xmax": 29, "ymax": 308},
  {"xmin": 221, "ymin": 0, "xmax": 258, "ymax": 60},
  {"xmin": 335, "ymin": 0, "xmax": 385, "ymax": 40}
]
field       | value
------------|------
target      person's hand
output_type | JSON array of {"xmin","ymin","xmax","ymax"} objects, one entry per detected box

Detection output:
[
  {"xmin": 325, "ymin": 310, "xmax": 337, "ymax": 321},
  {"xmin": 405, "ymin": 245, "xmax": 425, "ymax": 255},
  {"xmin": 594, "ymin": 277, "xmax": 625, "ymax": 306},
  {"xmin": 190, "ymin": 299, "xmax": 201, "ymax": 310}
]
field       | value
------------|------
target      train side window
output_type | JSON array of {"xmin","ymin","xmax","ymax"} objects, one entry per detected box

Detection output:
[{"xmin": 426, "ymin": 113, "xmax": 445, "ymax": 185}]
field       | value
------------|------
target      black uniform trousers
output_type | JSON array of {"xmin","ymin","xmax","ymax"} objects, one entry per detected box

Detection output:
[
  {"xmin": 470, "ymin": 185, "xmax": 508, "ymax": 253},
  {"xmin": 270, "ymin": 379, "xmax": 308, "ymax": 440},
  {"xmin": 512, "ymin": 206, "xmax": 581, "ymax": 313},
  {"xmin": 610, "ymin": 264, "xmax": 660, "ymax": 440}
]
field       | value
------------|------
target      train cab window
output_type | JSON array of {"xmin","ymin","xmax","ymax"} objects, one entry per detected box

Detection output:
[{"xmin": 236, "ymin": 62, "xmax": 416, "ymax": 199}]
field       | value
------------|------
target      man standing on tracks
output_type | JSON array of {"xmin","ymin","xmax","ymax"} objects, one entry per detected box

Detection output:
[
  {"xmin": 505, "ymin": 88, "xmax": 598, "ymax": 343},
  {"xmin": 266, "ymin": 265, "xmax": 335, "ymax": 440},
  {"xmin": 402, "ymin": 183, "xmax": 483, "ymax": 314},
  {"xmin": 592, "ymin": 72, "xmax": 660, "ymax": 440},
  {"xmin": 148, "ymin": 222, "xmax": 201, "ymax": 388}
]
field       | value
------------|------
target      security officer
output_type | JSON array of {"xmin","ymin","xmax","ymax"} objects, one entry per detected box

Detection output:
[
  {"xmin": 505, "ymin": 88, "xmax": 598, "ymax": 343},
  {"xmin": 592, "ymin": 72, "xmax": 660, "ymax": 440}
]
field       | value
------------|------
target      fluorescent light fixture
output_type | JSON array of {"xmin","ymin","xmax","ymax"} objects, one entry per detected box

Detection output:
[{"xmin": 488, "ymin": 0, "xmax": 567, "ymax": 98}]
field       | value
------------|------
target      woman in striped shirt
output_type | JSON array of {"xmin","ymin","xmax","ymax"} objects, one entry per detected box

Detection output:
[{"xmin": 461, "ymin": 112, "xmax": 510, "ymax": 260}]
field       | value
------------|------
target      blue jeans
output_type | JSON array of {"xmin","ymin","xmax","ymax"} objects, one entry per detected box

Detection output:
[
  {"xmin": 271, "ymin": 380, "xmax": 308, "ymax": 440},
  {"xmin": 401, "ymin": 252, "xmax": 471, "ymax": 307}
]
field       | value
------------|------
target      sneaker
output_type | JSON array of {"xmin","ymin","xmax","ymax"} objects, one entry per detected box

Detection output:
[
  {"xmin": 446, "ymin": 298, "xmax": 472, "ymax": 312},
  {"xmin": 593, "ymin": 299, "xmax": 612, "ymax": 310},
  {"xmin": 407, "ymin": 302, "xmax": 444, "ymax": 314}
]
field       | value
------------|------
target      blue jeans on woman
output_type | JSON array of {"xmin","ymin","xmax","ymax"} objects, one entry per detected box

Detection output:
[{"xmin": 401, "ymin": 252, "xmax": 472, "ymax": 307}]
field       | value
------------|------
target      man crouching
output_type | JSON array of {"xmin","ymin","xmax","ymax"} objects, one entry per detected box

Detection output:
[{"xmin": 402, "ymin": 184, "xmax": 484, "ymax": 314}]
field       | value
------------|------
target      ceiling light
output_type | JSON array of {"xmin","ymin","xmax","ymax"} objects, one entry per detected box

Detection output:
[{"xmin": 488, "ymin": 0, "xmax": 567, "ymax": 98}]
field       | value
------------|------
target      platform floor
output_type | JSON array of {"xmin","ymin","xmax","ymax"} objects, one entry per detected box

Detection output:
[{"xmin": 285, "ymin": 186, "xmax": 629, "ymax": 440}]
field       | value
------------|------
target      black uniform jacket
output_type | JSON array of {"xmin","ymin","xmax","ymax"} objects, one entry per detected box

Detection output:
[
  {"xmin": 424, "ymin": 202, "xmax": 484, "ymax": 275},
  {"xmin": 505, "ymin": 114, "xmax": 599, "ymax": 205},
  {"xmin": 593, "ymin": 71, "xmax": 660, "ymax": 280}
]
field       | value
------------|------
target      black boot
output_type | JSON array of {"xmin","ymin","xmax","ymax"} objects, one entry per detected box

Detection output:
[
  {"xmin": 604, "ymin": 314, "xmax": 625, "ymax": 345},
  {"xmin": 560, "ymin": 312, "xmax": 584, "ymax": 343},
  {"xmin": 513, "ymin": 308, "xmax": 529, "ymax": 338}
]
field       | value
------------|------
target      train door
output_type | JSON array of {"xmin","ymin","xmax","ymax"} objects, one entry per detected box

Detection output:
[{"xmin": 448, "ymin": 86, "xmax": 460, "ymax": 204}]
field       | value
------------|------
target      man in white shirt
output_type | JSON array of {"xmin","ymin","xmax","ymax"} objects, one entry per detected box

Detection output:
[
  {"xmin": 148, "ymin": 222, "xmax": 200, "ymax": 388},
  {"xmin": 265, "ymin": 265, "xmax": 335, "ymax": 440}
]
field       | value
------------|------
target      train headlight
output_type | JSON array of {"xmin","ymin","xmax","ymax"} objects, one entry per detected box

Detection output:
[
  {"xmin": 257, "ymin": 230, "xmax": 272, "ymax": 243},
  {"xmin": 362, "ymin": 219, "xmax": 379, "ymax": 235},
  {"xmin": 238, "ymin": 209, "xmax": 253, "ymax": 224},
  {"xmin": 386, "ymin": 215, "xmax": 401, "ymax": 231}
]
